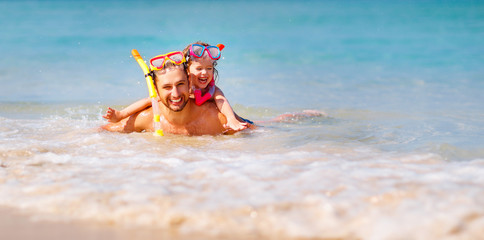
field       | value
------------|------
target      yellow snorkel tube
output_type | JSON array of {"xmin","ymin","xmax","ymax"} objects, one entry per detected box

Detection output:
[{"xmin": 131, "ymin": 49, "xmax": 163, "ymax": 136}]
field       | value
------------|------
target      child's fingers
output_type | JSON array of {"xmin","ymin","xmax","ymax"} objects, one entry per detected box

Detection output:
[{"xmin": 102, "ymin": 108, "xmax": 114, "ymax": 120}]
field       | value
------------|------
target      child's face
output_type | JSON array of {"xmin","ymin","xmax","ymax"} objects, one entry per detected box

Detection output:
[{"xmin": 188, "ymin": 57, "xmax": 214, "ymax": 89}]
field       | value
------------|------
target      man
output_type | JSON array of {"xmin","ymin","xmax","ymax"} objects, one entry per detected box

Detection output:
[{"xmin": 101, "ymin": 62, "xmax": 252, "ymax": 135}]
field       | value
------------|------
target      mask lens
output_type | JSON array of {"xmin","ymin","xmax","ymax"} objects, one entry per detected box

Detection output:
[
  {"xmin": 168, "ymin": 53, "xmax": 184, "ymax": 63},
  {"xmin": 151, "ymin": 57, "xmax": 165, "ymax": 69},
  {"xmin": 207, "ymin": 46, "xmax": 221, "ymax": 59},
  {"xmin": 191, "ymin": 44, "xmax": 205, "ymax": 57}
]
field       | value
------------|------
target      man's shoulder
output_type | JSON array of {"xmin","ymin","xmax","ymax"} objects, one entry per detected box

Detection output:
[
  {"xmin": 190, "ymin": 99, "xmax": 218, "ymax": 113},
  {"xmin": 127, "ymin": 107, "xmax": 154, "ymax": 132},
  {"xmin": 198, "ymin": 101, "xmax": 226, "ymax": 120},
  {"xmin": 188, "ymin": 101, "xmax": 226, "ymax": 134}
]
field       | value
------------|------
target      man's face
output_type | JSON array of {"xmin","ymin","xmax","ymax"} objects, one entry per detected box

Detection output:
[{"xmin": 155, "ymin": 68, "xmax": 189, "ymax": 112}]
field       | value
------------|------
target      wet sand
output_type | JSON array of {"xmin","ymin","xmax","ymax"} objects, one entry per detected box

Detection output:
[
  {"xmin": 0, "ymin": 207, "xmax": 182, "ymax": 240},
  {"xmin": 0, "ymin": 207, "xmax": 296, "ymax": 240},
  {"xmin": 0, "ymin": 207, "xmax": 350, "ymax": 240}
]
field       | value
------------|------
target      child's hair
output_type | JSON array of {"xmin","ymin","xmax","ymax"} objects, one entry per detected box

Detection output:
[{"xmin": 183, "ymin": 41, "xmax": 219, "ymax": 82}]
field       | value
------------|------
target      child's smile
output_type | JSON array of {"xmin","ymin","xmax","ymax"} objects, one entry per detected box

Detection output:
[{"xmin": 189, "ymin": 57, "xmax": 214, "ymax": 89}]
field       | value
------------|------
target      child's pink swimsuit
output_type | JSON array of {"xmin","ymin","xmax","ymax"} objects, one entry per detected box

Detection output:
[{"xmin": 193, "ymin": 80, "xmax": 216, "ymax": 106}]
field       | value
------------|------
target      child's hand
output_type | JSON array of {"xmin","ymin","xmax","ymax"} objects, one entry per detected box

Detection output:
[
  {"xmin": 102, "ymin": 107, "xmax": 123, "ymax": 123},
  {"xmin": 224, "ymin": 118, "xmax": 248, "ymax": 131}
]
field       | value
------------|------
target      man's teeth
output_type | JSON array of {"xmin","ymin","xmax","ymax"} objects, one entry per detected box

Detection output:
[{"xmin": 171, "ymin": 98, "xmax": 181, "ymax": 103}]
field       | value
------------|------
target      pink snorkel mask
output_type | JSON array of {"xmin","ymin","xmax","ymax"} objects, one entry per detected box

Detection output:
[{"xmin": 189, "ymin": 44, "xmax": 225, "ymax": 60}]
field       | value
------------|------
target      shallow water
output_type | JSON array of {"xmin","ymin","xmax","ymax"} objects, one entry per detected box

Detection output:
[
  {"xmin": 1, "ymin": 103, "xmax": 483, "ymax": 239},
  {"xmin": 1, "ymin": 0, "xmax": 484, "ymax": 239}
]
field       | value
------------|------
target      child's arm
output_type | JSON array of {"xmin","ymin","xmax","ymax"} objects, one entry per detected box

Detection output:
[
  {"xmin": 103, "ymin": 97, "xmax": 152, "ymax": 123},
  {"xmin": 213, "ymin": 87, "xmax": 248, "ymax": 131}
]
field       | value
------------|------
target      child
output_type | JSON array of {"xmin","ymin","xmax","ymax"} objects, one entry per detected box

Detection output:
[{"xmin": 103, "ymin": 41, "xmax": 248, "ymax": 131}]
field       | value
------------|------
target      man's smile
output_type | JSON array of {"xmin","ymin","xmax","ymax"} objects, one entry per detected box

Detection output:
[{"xmin": 170, "ymin": 97, "xmax": 182, "ymax": 105}]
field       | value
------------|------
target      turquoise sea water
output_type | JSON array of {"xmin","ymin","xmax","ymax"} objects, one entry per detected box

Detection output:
[{"xmin": 1, "ymin": 1, "xmax": 483, "ymax": 239}]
